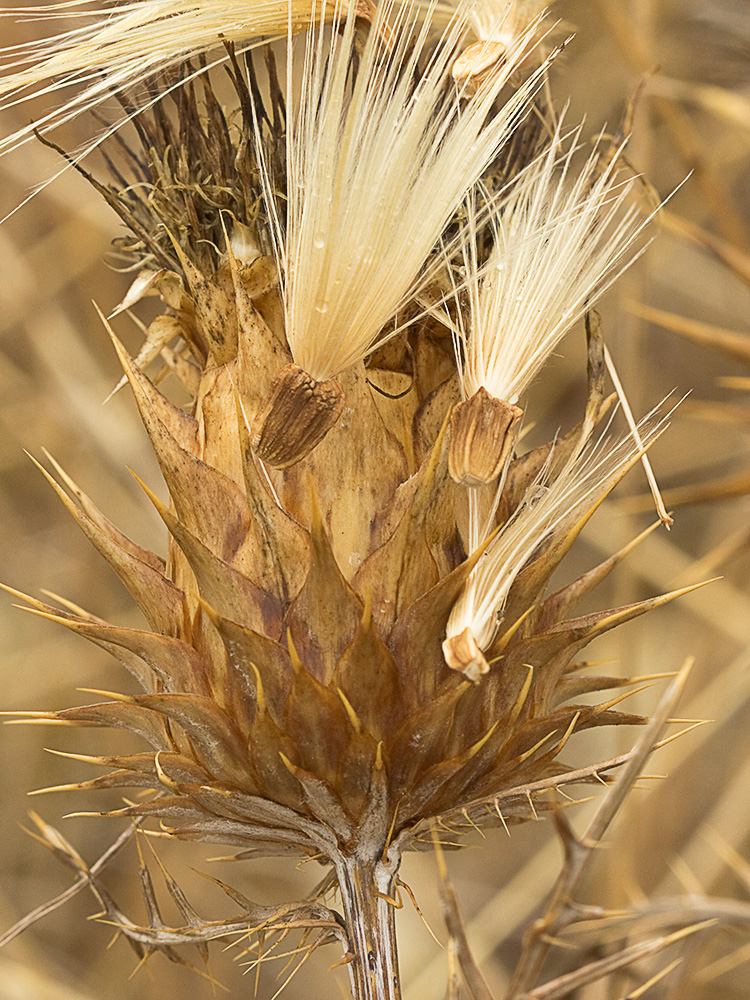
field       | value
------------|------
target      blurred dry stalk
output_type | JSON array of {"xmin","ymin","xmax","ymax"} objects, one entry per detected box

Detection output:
[{"xmin": 1, "ymin": 2, "xmax": 750, "ymax": 999}]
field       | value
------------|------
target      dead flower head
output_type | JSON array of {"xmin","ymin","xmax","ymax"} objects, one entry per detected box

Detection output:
[{"xmin": 1, "ymin": 1, "xmax": 688, "ymax": 996}]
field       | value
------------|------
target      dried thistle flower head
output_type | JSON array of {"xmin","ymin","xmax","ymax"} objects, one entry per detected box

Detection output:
[{"xmin": 2, "ymin": 2, "xmax": 691, "ymax": 997}]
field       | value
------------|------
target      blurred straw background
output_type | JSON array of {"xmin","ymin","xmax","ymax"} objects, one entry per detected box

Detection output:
[{"xmin": 1, "ymin": 0, "xmax": 750, "ymax": 997}]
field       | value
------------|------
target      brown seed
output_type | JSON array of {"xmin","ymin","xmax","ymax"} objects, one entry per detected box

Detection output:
[
  {"xmin": 442, "ymin": 626, "xmax": 489, "ymax": 683},
  {"xmin": 251, "ymin": 363, "xmax": 345, "ymax": 469},
  {"xmin": 452, "ymin": 41, "xmax": 507, "ymax": 94},
  {"xmin": 448, "ymin": 387, "xmax": 523, "ymax": 487}
]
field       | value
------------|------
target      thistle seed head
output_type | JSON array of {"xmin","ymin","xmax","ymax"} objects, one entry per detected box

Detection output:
[
  {"xmin": 2, "ymin": 2, "xmax": 683, "ymax": 992},
  {"xmin": 276, "ymin": 0, "xmax": 551, "ymax": 382}
]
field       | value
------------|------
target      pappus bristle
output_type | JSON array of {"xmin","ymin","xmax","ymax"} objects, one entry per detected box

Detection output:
[
  {"xmin": 455, "ymin": 119, "xmax": 653, "ymax": 406},
  {"xmin": 0, "ymin": 0, "xmax": 370, "ymax": 158},
  {"xmin": 443, "ymin": 405, "xmax": 670, "ymax": 671},
  {"xmin": 273, "ymin": 0, "xmax": 552, "ymax": 382}
]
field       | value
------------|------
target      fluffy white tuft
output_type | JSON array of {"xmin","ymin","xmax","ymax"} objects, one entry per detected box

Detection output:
[
  {"xmin": 445, "ymin": 405, "xmax": 669, "ymax": 654},
  {"xmin": 455, "ymin": 119, "xmax": 653, "ymax": 405},
  {"xmin": 272, "ymin": 0, "xmax": 551, "ymax": 381},
  {"xmin": 0, "ymin": 0, "xmax": 354, "ymax": 157}
]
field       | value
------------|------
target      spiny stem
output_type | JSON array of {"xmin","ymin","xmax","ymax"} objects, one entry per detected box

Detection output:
[{"xmin": 335, "ymin": 852, "xmax": 402, "ymax": 1000}]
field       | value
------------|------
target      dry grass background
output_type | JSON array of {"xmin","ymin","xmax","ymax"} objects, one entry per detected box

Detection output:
[{"xmin": 1, "ymin": 1, "xmax": 750, "ymax": 997}]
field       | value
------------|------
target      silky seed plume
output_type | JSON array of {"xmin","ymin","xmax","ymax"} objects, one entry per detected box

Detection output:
[
  {"xmin": 269, "ymin": 0, "xmax": 552, "ymax": 383},
  {"xmin": 0, "ymin": 0, "xmax": 370, "ymax": 158},
  {"xmin": 455, "ymin": 118, "xmax": 654, "ymax": 407},
  {"xmin": 444, "ymin": 405, "xmax": 671, "ymax": 676}
]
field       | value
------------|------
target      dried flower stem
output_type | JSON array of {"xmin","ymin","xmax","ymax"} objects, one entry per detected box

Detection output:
[{"xmin": 335, "ymin": 852, "xmax": 402, "ymax": 1000}]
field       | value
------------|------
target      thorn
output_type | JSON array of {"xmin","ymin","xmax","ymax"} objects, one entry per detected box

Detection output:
[
  {"xmin": 396, "ymin": 877, "xmax": 443, "ymax": 947},
  {"xmin": 491, "ymin": 606, "xmax": 535, "ymax": 657},
  {"xmin": 77, "ymin": 687, "xmax": 133, "ymax": 702},
  {"xmin": 249, "ymin": 662, "xmax": 266, "ymax": 716},
  {"xmin": 467, "ymin": 720, "xmax": 499, "ymax": 759},
  {"xmin": 508, "ymin": 664, "xmax": 534, "ymax": 727},
  {"xmin": 435, "ymin": 816, "xmax": 459, "ymax": 835},
  {"xmin": 461, "ymin": 808, "xmax": 485, "ymax": 838},
  {"xmin": 286, "ymin": 630, "xmax": 302, "ymax": 672},
  {"xmin": 43, "ymin": 748, "xmax": 107, "ymax": 764},
  {"xmin": 493, "ymin": 800, "xmax": 511, "ymax": 836},
  {"xmin": 517, "ymin": 729, "xmax": 557, "ymax": 763},
  {"xmin": 526, "ymin": 790, "xmax": 539, "ymax": 821},
  {"xmin": 653, "ymin": 720, "xmax": 707, "ymax": 749},
  {"xmin": 278, "ymin": 752, "xmax": 298, "ymax": 777},
  {"xmin": 329, "ymin": 951, "xmax": 355, "ymax": 970},
  {"xmin": 595, "ymin": 683, "xmax": 653, "ymax": 714},
  {"xmin": 28, "ymin": 783, "xmax": 86, "ymax": 797},
  {"xmin": 336, "ymin": 688, "xmax": 362, "ymax": 734},
  {"xmin": 555, "ymin": 711, "xmax": 581, "ymax": 755},
  {"xmin": 154, "ymin": 751, "xmax": 179, "ymax": 791}
]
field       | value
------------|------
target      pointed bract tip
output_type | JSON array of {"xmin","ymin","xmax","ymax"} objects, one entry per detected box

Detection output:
[
  {"xmin": 278, "ymin": 752, "xmax": 298, "ymax": 778},
  {"xmin": 286, "ymin": 629, "xmax": 302, "ymax": 672},
  {"xmin": 249, "ymin": 662, "xmax": 266, "ymax": 716},
  {"xmin": 336, "ymin": 689, "xmax": 362, "ymax": 734}
]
